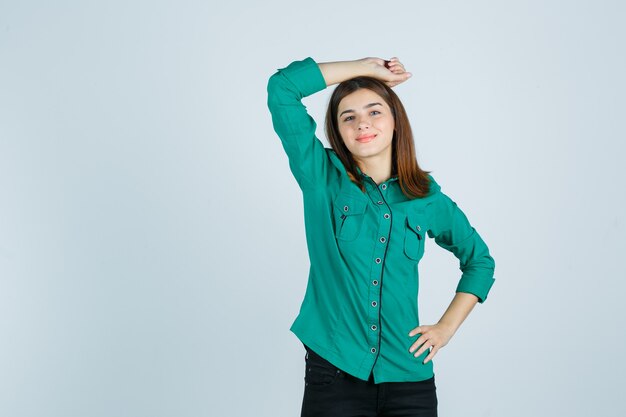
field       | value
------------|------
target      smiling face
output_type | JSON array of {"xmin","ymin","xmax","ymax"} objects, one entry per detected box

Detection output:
[{"xmin": 337, "ymin": 88, "xmax": 395, "ymax": 166}]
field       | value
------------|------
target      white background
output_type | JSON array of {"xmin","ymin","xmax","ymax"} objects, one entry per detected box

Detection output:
[{"xmin": 1, "ymin": 1, "xmax": 625, "ymax": 416}]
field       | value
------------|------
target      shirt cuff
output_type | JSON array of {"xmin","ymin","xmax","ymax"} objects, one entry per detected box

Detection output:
[
  {"xmin": 276, "ymin": 57, "xmax": 327, "ymax": 98},
  {"xmin": 455, "ymin": 275, "xmax": 495, "ymax": 303}
]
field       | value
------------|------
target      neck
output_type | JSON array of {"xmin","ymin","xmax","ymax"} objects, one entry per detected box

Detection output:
[{"xmin": 356, "ymin": 154, "xmax": 393, "ymax": 185}]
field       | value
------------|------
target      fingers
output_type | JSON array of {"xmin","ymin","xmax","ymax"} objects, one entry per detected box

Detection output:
[
  {"xmin": 423, "ymin": 346, "xmax": 439, "ymax": 364},
  {"xmin": 384, "ymin": 58, "xmax": 411, "ymax": 88},
  {"xmin": 408, "ymin": 326, "xmax": 431, "ymax": 358},
  {"xmin": 382, "ymin": 57, "xmax": 408, "ymax": 75},
  {"xmin": 409, "ymin": 335, "xmax": 436, "ymax": 359},
  {"xmin": 408, "ymin": 325, "xmax": 447, "ymax": 364},
  {"xmin": 408, "ymin": 326, "xmax": 422, "ymax": 337},
  {"xmin": 386, "ymin": 57, "xmax": 407, "ymax": 74},
  {"xmin": 388, "ymin": 60, "xmax": 404, "ymax": 73},
  {"xmin": 384, "ymin": 72, "xmax": 412, "ymax": 88},
  {"xmin": 363, "ymin": 56, "xmax": 412, "ymax": 87},
  {"xmin": 384, "ymin": 58, "xmax": 401, "ymax": 69}
]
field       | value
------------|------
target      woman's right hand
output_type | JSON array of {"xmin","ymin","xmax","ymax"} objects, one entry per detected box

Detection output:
[
  {"xmin": 360, "ymin": 56, "xmax": 412, "ymax": 87},
  {"xmin": 318, "ymin": 56, "xmax": 412, "ymax": 87}
]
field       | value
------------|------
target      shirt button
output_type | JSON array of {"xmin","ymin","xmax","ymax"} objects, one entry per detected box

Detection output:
[
  {"xmin": 379, "ymin": 237, "xmax": 386, "ymax": 243},
  {"xmin": 375, "ymin": 257, "xmax": 381, "ymax": 264},
  {"xmin": 377, "ymin": 200, "xmax": 383, "ymax": 205},
  {"xmin": 372, "ymin": 280, "xmax": 378, "ymax": 286},
  {"xmin": 343, "ymin": 205, "xmax": 349, "ymax": 212},
  {"xmin": 371, "ymin": 301, "xmax": 377, "ymax": 307},
  {"xmin": 381, "ymin": 184, "xmax": 387, "ymax": 190},
  {"xmin": 371, "ymin": 325, "xmax": 377, "ymax": 331},
  {"xmin": 416, "ymin": 225, "xmax": 421, "ymax": 231},
  {"xmin": 384, "ymin": 213, "xmax": 390, "ymax": 219},
  {"xmin": 371, "ymin": 347, "xmax": 377, "ymax": 353}
]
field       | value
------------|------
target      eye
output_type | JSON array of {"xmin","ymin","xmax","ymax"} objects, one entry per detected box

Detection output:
[
  {"xmin": 343, "ymin": 115, "xmax": 354, "ymax": 122},
  {"xmin": 370, "ymin": 110, "xmax": 381, "ymax": 116}
]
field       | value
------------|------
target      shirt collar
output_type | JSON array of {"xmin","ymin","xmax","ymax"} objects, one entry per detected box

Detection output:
[
  {"xmin": 329, "ymin": 149, "xmax": 398, "ymax": 183},
  {"xmin": 356, "ymin": 164, "xmax": 398, "ymax": 183}
]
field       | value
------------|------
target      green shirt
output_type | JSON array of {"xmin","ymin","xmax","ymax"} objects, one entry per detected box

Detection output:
[{"xmin": 267, "ymin": 57, "xmax": 496, "ymax": 383}]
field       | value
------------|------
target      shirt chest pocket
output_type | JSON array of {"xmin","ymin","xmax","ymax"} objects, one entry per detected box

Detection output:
[
  {"xmin": 404, "ymin": 212, "xmax": 426, "ymax": 261},
  {"xmin": 333, "ymin": 195, "xmax": 368, "ymax": 242}
]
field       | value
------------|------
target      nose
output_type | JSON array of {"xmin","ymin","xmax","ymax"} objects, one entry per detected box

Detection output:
[{"xmin": 358, "ymin": 118, "xmax": 370, "ymax": 130}]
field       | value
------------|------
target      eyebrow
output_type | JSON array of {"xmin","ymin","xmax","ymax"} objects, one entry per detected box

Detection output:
[{"xmin": 339, "ymin": 102, "xmax": 383, "ymax": 117}]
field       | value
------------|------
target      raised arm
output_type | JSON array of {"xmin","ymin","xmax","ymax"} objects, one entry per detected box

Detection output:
[
  {"xmin": 266, "ymin": 56, "xmax": 411, "ymax": 191},
  {"xmin": 318, "ymin": 57, "xmax": 412, "ymax": 87},
  {"xmin": 267, "ymin": 57, "xmax": 331, "ymax": 191}
]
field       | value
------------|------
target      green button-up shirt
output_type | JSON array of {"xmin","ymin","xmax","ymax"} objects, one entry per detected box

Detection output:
[{"xmin": 267, "ymin": 57, "xmax": 496, "ymax": 383}]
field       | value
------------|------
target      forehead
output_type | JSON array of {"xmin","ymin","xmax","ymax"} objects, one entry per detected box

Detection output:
[{"xmin": 337, "ymin": 88, "xmax": 388, "ymax": 112}]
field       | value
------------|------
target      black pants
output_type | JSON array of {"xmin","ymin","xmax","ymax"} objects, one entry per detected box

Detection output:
[{"xmin": 301, "ymin": 344, "xmax": 438, "ymax": 417}]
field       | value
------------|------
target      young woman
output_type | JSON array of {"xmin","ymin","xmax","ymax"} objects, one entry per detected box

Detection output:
[{"xmin": 267, "ymin": 56, "xmax": 496, "ymax": 417}]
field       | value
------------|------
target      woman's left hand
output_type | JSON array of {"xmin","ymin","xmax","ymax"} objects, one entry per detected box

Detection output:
[{"xmin": 407, "ymin": 323, "xmax": 456, "ymax": 364}]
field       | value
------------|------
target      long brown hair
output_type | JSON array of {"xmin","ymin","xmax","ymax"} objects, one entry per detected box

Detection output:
[{"xmin": 325, "ymin": 76, "xmax": 431, "ymax": 199}]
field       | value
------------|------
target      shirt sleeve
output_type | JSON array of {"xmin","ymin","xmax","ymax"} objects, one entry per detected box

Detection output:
[
  {"xmin": 427, "ymin": 191, "xmax": 496, "ymax": 303},
  {"xmin": 266, "ymin": 57, "xmax": 330, "ymax": 191}
]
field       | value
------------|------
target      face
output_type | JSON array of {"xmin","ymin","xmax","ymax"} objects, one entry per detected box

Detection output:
[{"xmin": 337, "ymin": 88, "xmax": 395, "ymax": 166}]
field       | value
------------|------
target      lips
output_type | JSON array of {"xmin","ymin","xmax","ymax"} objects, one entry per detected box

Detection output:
[{"xmin": 356, "ymin": 134, "xmax": 376, "ymax": 143}]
